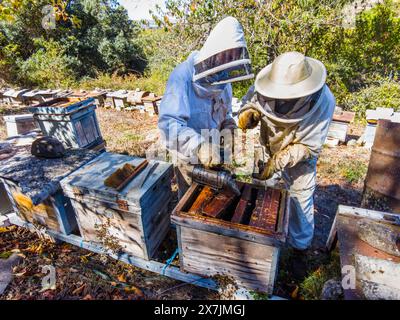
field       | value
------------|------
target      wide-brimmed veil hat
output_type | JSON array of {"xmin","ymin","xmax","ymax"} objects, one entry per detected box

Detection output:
[{"xmin": 255, "ymin": 52, "xmax": 326, "ymax": 100}]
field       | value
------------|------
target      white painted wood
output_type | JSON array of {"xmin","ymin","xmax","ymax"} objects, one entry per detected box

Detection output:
[
  {"xmin": 355, "ymin": 254, "xmax": 400, "ymax": 300},
  {"xmin": 338, "ymin": 205, "xmax": 400, "ymax": 226}
]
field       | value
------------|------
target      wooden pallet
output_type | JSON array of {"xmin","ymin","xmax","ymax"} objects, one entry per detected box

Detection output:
[{"xmin": 7, "ymin": 212, "xmax": 284, "ymax": 300}]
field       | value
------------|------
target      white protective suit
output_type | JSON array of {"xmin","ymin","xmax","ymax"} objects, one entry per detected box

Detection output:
[
  {"xmin": 241, "ymin": 84, "xmax": 335, "ymax": 249},
  {"xmin": 158, "ymin": 17, "xmax": 251, "ymax": 196}
]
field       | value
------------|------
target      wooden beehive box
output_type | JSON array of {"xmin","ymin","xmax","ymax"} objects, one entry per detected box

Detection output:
[
  {"xmin": 172, "ymin": 182, "xmax": 289, "ymax": 294},
  {"xmin": 61, "ymin": 152, "xmax": 174, "ymax": 260},
  {"xmin": 1, "ymin": 178, "xmax": 78, "ymax": 234},
  {"xmin": 0, "ymin": 180, "xmax": 13, "ymax": 215},
  {"xmin": 142, "ymin": 95, "xmax": 162, "ymax": 116},
  {"xmin": 0, "ymin": 144, "xmax": 99, "ymax": 234},
  {"xmin": 107, "ymin": 90, "xmax": 129, "ymax": 110},
  {"xmin": 3, "ymin": 114, "xmax": 38, "ymax": 137},
  {"xmin": 332, "ymin": 205, "xmax": 400, "ymax": 300},
  {"xmin": 29, "ymin": 97, "xmax": 104, "ymax": 150}
]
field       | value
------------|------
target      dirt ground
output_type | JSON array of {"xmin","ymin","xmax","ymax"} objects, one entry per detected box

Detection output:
[{"xmin": 0, "ymin": 104, "xmax": 371, "ymax": 300}]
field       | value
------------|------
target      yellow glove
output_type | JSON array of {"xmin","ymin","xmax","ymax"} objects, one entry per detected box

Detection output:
[
  {"xmin": 238, "ymin": 106, "xmax": 261, "ymax": 131},
  {"xmin": 252, "ymin": 158, "xmax": 276, "ymax": 180},
  {"xmin": 197, "ymin": 143, "xmax": 221, "ymax": 168}
]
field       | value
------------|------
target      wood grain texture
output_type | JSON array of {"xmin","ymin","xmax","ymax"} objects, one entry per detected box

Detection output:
[
  {"xmin": 180, "ymin": 227, "xmax": 279, "ymax": 293},
  {"xmin": 1, "ymin": 178, "xmax": 77, "ymax": 234},
  {"xmin": 336, "ymin": 205, "xmax": 400, "ymax": 300},
  {"xmin": 202, "ymin": 191, "xmax": 236, "ymax": 219},
  {"xmin": 231, "ymin": 185, "xmax": 252, "ymax": 224},
  {"xmin": 188, "ymin": 186, "xmax": 214, "ymax": 215}
]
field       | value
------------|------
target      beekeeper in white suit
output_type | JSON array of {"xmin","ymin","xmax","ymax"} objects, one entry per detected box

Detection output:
[
  {"xmin": 239, "ymin": 52, "xmax": 335, "ymax": 263},
  {"xmin": 158, "ymin": 17, "xmax": 254, "ymax": 197}
]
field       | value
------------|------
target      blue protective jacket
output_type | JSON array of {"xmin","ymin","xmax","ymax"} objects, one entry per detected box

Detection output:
[{"xmin": 158, "ymin": 52, "xmax": 236, "ymax": 163}]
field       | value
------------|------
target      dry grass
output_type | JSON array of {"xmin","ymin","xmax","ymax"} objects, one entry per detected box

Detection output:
[{"xmin": 96, "ymin": 108, "xmax": 160, "ymax": 157}]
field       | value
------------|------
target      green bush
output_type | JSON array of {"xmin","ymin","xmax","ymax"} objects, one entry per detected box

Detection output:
[
  {"xmin": 152, "ymin": 0, "xmax": 400, "ymax": 101},
  {"xmin": 339, "ymin": 160, "xmax": 368, "ymax": 184},
  {"xmin": 19, "ymin": 39, "xmax": 77, "ymax": 88},
  {"xmin": 344, "ymin": 80, "xmax": 400, "ymax": 119}
]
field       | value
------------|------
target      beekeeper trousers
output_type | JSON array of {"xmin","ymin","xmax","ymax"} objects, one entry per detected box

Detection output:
[
  {"xmin": 281, "ymin": 157, "xmax": 317, "ymax": 250},
  {"xmin": 262, "ymin": 156, "xmax": 317, "ymax": 249}
]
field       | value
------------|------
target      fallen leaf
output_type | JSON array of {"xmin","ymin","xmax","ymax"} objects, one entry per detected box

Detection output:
[
  {"xmin": 0, "ymin": 226, "xmax": 16, "ymax": 233},
  {"xmin": 14, "ymin": 270, "xmax": 27, "ymax": 277},
  {"xmin": 93, "ymin": 269, "xmax": 111, "ymax": 281},
  {"xmin": 117, "ymin": 274, "xmax": 127, "ymax": 283},
  {"xmin": 0, "ymin": 251, "xmax": 13, "ymax": 259},
  {"xmin": 124, "ymin": 286, "xmax": 144, "ymax": 298},
  {"xmin": 290, "ymin": 286, "xmax": 299, "ymax": 299},
  {"xmin": 72, "ymin": 284, "xmax": 86, "ymax": 295}
]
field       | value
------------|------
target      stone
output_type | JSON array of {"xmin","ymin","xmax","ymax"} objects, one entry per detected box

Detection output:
[
  {"xmin": 320, "ymin": 279, "xmax": 343, "ymax": 300},
  {"xmin": 346, "ymin": 139, "xmax": 358, "ymax": 147},
  {"xmin": 0, "ymin": 253, "xmax": 22, "ymax": 295}
]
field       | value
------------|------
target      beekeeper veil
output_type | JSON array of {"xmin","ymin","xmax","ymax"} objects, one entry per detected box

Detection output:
[{"xmin": 193, "ymin": 17, "xmax": 254, "ymax": 86}]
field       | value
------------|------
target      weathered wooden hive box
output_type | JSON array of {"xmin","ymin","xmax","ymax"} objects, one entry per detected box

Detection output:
[
  {"xmin": 0, "ymin": 180, "xmax": 13, "ymax": 215},
  {"xmin": 3, "ymin": 114, "xmax": 38, "ymax": 137},
  {"xmin": 61, "ymin": 152, "xmax": 174, "ymax": 260},
  {"xmin": 107, "ymin": 90, "xmax": 129, "ymax": 110},
  {"xmin": 2, "ymin": 88, "xmax": 30, "ymax": 105},
  {"xmin": 172, "ymin": 182, "xmax": 289, "ymax": 294},
  {"xmin": 142, "ymin": 95, "xmax": 161, "ymax": 116},
  {"xmin": 29, "ymin": 97, "xmax": 104, "ymax": 150},
  {"xmin": 0, "ymin": 141, "xmax": 99, "ymax": 234},
  {"xmin": 327, "ymin": 107, "xmax": 355, "ymax": 143}
]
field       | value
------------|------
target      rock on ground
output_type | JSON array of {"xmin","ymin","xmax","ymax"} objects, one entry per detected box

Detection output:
[
  {"xmin": 320, "ymin": 279, "xmax": 343, "ymax": 300},
  {"xmin": 0, "ymin": 254, "xmax": 22, "ymax": 295}
]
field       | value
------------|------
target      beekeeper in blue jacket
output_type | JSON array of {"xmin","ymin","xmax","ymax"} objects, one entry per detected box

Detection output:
[
  {"xmin": 158, "ymin": 17, "xmax": 254, "ymax": 197},
  {"xmin": 238, "ymin": 52, "xmax": 335, "ymax": 268}
]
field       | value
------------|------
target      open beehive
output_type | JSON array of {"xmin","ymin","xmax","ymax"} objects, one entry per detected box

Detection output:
[{"xmin": 172, "ymin": 182, "xmax": 289, "ymax": 294}]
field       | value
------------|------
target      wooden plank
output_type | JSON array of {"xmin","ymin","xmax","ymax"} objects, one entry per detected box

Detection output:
[
  {"xmin": 180, "ymin": 226, "xmax": 276, "ymax": 293},
  {"xmin": 188, "ymin": 186, "xmax": 214, "ymax": 215},
  {"xmin": 70, "ymin": 198, "xmax": 148, "ymax": 259},
  {"xmin": 325, "ymin": 213, "xmax": 338, "ymax": 252},
  {"xmin": 249, "ymin": 188, "xmax": 280, "ymax": 231},
  {"xmin": 202, "ymin": 190, "xmax": 236, "ymax": 218},
  {"xmin": 172, "ymin": 213, "xmax": 283, "ymax": 247},
  {"xmin": 355, "ymin": 253, "xmax": 400, "ymax": 299},
  {"xmin": 338, "ymin": 205, "xmax": 400, "ymax": 226},
  {"xmin": 231, "ymin": 185, "xmax": 252, "ymax": 224}
]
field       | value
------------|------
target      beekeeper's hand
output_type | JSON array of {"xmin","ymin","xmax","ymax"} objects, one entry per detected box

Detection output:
[
  {"xmin": 273, "ymin": 144, "xmax": 311, "ymax": 170},
  {"xmin": 252, "ymin": 158, "xmax": 276, "ymax": 180},
  {"xmin": 238, "ymin": 103, "xmax": 261, "ymax": 131},
  {"xmin": 197, "ymin": 142, "xmax": 221, "ymax": 168}
]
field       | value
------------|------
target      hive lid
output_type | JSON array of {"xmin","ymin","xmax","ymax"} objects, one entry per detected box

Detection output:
[
  {"xmin": 3, "ymin": 114, "xmax": 34, "ymax": 122},
  {"xmin": 61, "ymin": 152, "xmax": 172, "ymax": 206},
  {"xmin": 29, "ymin": 97, "xmax": 95, "ymax": 115}
]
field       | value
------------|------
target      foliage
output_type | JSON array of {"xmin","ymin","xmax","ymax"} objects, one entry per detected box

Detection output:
[
  {"xmin": 344, "ymin": 79, "xmax": 400, "ymax": 118},
  {"xmin": 18, "ymin": 38, "xmax": 77, "ymax": 88},
  {"xmin": 339, "ymin": 160, "xmax": 368, "ymax": 184},
  {"xmin": 152, "ymin": 0, "xmax": 400, "ymax": 106},
  {"xmin": 299, "ymin": 250, "xmax": 341, "ymax": 300},
  {"xmin": 79, "ymin": 72, "xmax": 166, "ymax": 95},
  {"xmin": 0, "ymin": 0, "xmax": 145, "ymax": 87}
]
